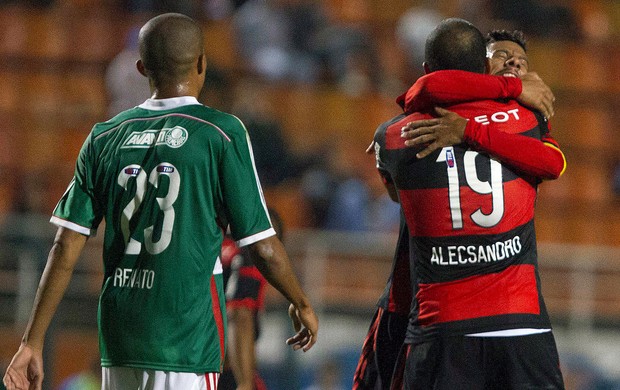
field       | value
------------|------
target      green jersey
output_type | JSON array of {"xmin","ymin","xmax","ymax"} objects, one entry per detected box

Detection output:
[{"xmin": 52, "ymin": 97, "xmax": 275, "ymax": 373}]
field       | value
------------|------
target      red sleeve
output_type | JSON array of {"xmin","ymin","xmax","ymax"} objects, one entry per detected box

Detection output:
[
  {"xmin": 463, "ymin": 120, "xmax": 566, "ymax": 180},
  {"xmin": 407, "ymin": 70, "xmax": 523, "ymax": 112}
]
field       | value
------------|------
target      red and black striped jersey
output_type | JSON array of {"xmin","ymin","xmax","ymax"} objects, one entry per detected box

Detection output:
[
  {"xmin": 375, "ymin": 92, "xmax": 556, "ymax": 341},
  {"xmin": 376, "ymin": 213, "xmax": 412, "ymax": 316},
  {"xmin": 221, "ymin": 236, "xmax": 266, "ymax": 339}
]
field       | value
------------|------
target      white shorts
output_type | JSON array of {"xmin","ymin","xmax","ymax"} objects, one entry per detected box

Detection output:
[{"xmin": 102, "ymin": 366, "xmax": 219, "ymax": 390}]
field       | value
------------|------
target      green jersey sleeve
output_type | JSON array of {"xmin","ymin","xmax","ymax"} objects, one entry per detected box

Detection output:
[
  {"xmin": 51, "ymin": 132, "xmax": 103, "ymax": 235},
  {"xmin": 219, "ymin": 117, "xmax": 275, "ymax": 247}
]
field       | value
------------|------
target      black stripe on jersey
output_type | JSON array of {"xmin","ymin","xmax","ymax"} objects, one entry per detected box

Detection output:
[
  {"xmin": 411, "ymin": 220, "xmax": 537, "ymax": 283},
  {"xmin": 407, "ymin": 313, "xmax": 552, "ymax": 343}
]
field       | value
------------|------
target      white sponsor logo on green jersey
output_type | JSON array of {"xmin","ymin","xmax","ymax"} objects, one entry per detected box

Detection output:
[{"xmin": 121, "ymin": 126, "xmax": 188, "ymax": 149}]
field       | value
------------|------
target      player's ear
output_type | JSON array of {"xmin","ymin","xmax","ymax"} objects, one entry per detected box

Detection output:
[
  {"xmin": 197, "ymin": 54, "xmax": 206, "ymax": 75},
  {"xmin": 423, "ymin": 62, "xmax": 430, "ymax": 75},
  {"xmin": 136, "ymin": 59, "xmax": 148, "ymax": 77}
]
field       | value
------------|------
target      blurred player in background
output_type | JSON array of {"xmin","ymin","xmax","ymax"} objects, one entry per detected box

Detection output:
[
  {"xmin": 3, "ymin": 12, "xmax": 318, "ymax": 390},
  {"xmin": 218, "ymin": 208, "xmax": 285, "ymax": 390}
]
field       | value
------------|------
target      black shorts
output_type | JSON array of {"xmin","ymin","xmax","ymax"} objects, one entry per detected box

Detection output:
[
  {"xmin": 353, "ymin": 307, "xmax": 408, "ymax": 389},
  {"xmin": 403, "ymin": 331, "xmax": 565, "ymax": 389},
  {"xmin": 218, "ymin": 368, "xmax": 266, "ymax": 390}
]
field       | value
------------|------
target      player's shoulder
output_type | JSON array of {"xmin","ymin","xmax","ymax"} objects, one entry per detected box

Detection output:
[
  {"xmin": 375, "ymin": 113, "xmax": 407, "ymax": 139},
  {"xmin": 90, "ymin": 107, "xmax": 145, "ymax": 138},
  {"xmin": 91, "ymin": 105, "xmax": 247, "ymax": 140},
  {"xmin": 184, "ymin": 104, "xmax": 247, "ymax": 137}
]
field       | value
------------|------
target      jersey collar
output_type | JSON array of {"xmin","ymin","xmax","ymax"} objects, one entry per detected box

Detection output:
[{"xmin": 139, "ymin": 96, "xmax": 200, "ymax": 111}]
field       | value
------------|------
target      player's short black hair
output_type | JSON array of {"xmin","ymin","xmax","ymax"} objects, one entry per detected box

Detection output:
[
  {"xmin": 486, "ymin": 30, "xmax": 528, "ymax": 52},
  {"xmin": 425, "ymin": 18, "xmax": 487, "ymax": 74},
  {"xmin": 139, "ymin": 13, "xmax": 204, "ymax": 83}
]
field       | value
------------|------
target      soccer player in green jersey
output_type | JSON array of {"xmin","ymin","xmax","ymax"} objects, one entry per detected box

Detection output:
[{"xmin": 3, "ymin": 13, "xmax": 318, "ymax": 390}]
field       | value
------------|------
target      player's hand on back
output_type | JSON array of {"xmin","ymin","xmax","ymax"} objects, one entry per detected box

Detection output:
[
  {"xmin": 401, "ymin": 107, "xmax": 468, "ymax": 159},
  {"xmin": 286, "ymin": 303, "xmax": 318, "ymax": 352},
  {"xmin": 517, "ymin": 72, "xmax": 555, "ymax": 119}
]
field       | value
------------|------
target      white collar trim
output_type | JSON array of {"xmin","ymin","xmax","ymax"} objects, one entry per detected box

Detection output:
[{"xmin": 138, "ymin": 96, "xmax": 200, "ymax": 111}]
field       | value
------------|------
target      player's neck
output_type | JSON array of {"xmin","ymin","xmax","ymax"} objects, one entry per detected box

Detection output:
[{"xmin": 151, "ymin": 82, "xmax": 198, "ymax": 100}]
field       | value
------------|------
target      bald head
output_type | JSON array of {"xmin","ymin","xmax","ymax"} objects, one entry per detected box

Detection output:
[
  {"xmin": 424, "ymin": 18, "xmax": 486, "ymax": 74},
  {"xmin": 138, "ymin": 13, "xmax": 205, "ymax": 86}
]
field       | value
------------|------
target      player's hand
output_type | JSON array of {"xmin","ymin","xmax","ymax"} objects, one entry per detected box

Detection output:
[
  {"xmin": 3, "ymin": 343, "xmax": 44, "ymax": 390},
  {"xmin": 288, "ymin": 303, "xmax": 302, "ymax": 332},
  {"xmin": 286, "ymin": 303, "xmax": 318, "ymax": 352},
  {"xmin": 517, "ymin": 72, "xmax": 555, "ymax": 119},
  {"xmin": 401, "ymin": 107, "xmax": 467, "ymax": 159}
]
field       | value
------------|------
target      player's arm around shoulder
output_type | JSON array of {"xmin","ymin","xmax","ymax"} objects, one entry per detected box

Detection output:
[{"xmin": 247, "ymin": 236, "xmax": 318, "ymax": 352}]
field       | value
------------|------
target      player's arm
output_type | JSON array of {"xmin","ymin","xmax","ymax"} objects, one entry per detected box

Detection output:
[
  {"xmin": 378, "ymin": 169, "xmax": 398, "ymax": 202},
  {"xmin": 406, "ymin": 70, "xmax": 555, "ymax": 119},
  {"xmin": 227, "ymin": 306, "xmax": 257, "ymax": 390},
  {"xmin": 3, "ymin": 227, "xmax": 87, "ymax": 390},
  {"xmin": 368, "ymin": 125, "xmax": 400, "ymax": 203},
  {"xmin": 402, "ymin": 107, "xmax": 566, "ymax": 180},
  {"xmin": 224, "ymin": 118, "xmax": 317, "ymax": 352},
  {"xmin": 247, "ymin": 236, "xmax": 318, "ymax": 352},
  {"xmin": 464, "ymin": 118, "xmax": 565, "ymax": 179}
]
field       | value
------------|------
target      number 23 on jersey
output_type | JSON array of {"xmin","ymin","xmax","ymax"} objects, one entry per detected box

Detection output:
[{"xmin": 117, "ymin": 163, "xmax": 180, "ymax": 255}]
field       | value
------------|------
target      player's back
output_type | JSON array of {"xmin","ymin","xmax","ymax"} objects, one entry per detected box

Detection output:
[
  {"xmin": 375, "ymin": 98, "xmax": 552, "ymax": 339},
  {"xmin": 82, "ymin": 98, "xmax": 253, "ymax": 372},
  {"xmin": 91, "ymin": 100, "xmax": 245, "ymax": 270}
]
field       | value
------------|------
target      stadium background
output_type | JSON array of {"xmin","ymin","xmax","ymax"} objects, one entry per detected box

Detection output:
[{"xmin": 0, "ymin": 0, "xmax": 618, "ymax": 388}]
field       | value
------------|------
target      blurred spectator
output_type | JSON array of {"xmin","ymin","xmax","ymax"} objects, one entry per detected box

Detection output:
[
  {"xmin": 231, "ymin": 0, "xmax": 324, "ymax": 83},
  {"xmin": 573, "ymin": 0, "xmax": 613, "ymax": 42},
  {"xmin": 613, "ymin": 162, "xmax": 620, "ymax": 196},
  {"xmin": 105, "ymin": 27, "xmax": 151, "ymax": 117},
  {"xmin": 0, "ymin": 0, "xmax": 54, "ymax": 7},
  {"xmin": 198, "ymin": 60, "xmax": 234, "ymax": 112},
  {"xmin": 12, "ymin": 171, "xmax": 51, "ymax": 216},
  {"xmin": 123, "ymin": 0, "xmax": 199, "ymax": 15},
  {"xmin": 456, "ymin": 0, "xmax": 504, "ymax": 34},
  {"xmin": 324, "ymin": 175, "xmax": 370, "ymax": 231},
  {"xmin": 299, "ymin": 153, "xmax": 339, "ymax": 228},
  {"xmin": 232, "ymin": 0, "xmax": 381, "ymax": 93},
  {"xmin": 229, "ymin": 78, "xmax": 301, "ymax": 187},
  {"xmin": 323, "ymin": 178, "xmax": 399, "ymax": 233},
  {"xmin": 488, "ymin": 0, "xmax": 580, "ymax": 39},
  {"xmin": 302, "ymin": 358, "xmax": 347, "ymax": 390},
  {"xmin": 301, "ymin": 142, "xmax": 399, "ymax": 232},
  {"xmin": 312, "ymin": 20, "xmax": 381, "ymax": 96},
  {"xmin": 395, "ymin": 1, "xmax": 444, "ymax": 79},
  {"xmin": 562, "ymin": 354, "xmax": 620, "ymax": 390},
  {"xmin": 203, "ymin": 0, "xmax": 252, "ymax": 20}
]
